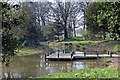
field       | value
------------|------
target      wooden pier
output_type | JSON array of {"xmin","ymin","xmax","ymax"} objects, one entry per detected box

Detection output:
[{"xmin": 45, "ymin": 51, "xmax": 119, "ymax": 61}]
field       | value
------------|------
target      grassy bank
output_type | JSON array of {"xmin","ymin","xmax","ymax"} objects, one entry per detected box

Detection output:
[
  {"xmin": 38, "ymin": 68, "xmax": 119, "ymax": 78},
  {"xmin": 16, "ymin": 45, "xmax": 53, "ymax": 56},
  {"xmin": 16, "ymin": 47, "xmax": 43, "ymax": 56},
  {"xmin": 49, "ymin": 40, "xmax": 102, "ymax": 47},
  {"xmin": 103, "ymin": 41, "xmax": 120, "ymax": 52},
  {"xmin": 49, "ymin": 40, "xmax": 120, "ymax": 53},
  {"xmin": 16, "ymin": 40, "xmax": 120, "ymax": 56}
]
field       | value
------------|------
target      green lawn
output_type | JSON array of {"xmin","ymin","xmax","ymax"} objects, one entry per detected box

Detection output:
[
  {"xmin": 38, "ymin": 68, "xmax": 119, "ymax": 78},
  {"xmin": 16, "ymin": 45, "xmax": 53, "ymax": 56},
  {"xmin": 16, "ymin": 47, "xmax": 43, "ymax": 56},
  {"xmin": 49, "ymin": 40, "xmax": 102, "ymax": 47},
  {"xmin": 49, "ymin": 40, "xmax": 120, "ymax": 53}
]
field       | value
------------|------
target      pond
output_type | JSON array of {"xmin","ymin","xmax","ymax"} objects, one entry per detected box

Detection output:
[{"xmin": 1, "ymin": 51, "xmax": 106, "ymax": 78}]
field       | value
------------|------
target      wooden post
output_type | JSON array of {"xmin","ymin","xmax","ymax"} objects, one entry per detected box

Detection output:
[
  {"xmin": 48, "ymin": 52, "xmax": 49, "ymax": 56},
  {"xmin": 71, "ymin": 53, "xmax": 73, "ymax": 61},
  {"xmin": 58, "ymin": 53, "xmax": 59, "ymax": 61},
  {"xmin": 72, "ymin": 50, "xmax": 75, "ymax": 54},
  {"xmin": 84, "ymin": 52, "xmax": 86, "ymax": 57},
  {"xmin": 71, "ymin": 53, "xmax": 73, "ymax": 59},
  {"xmin": 108, "ymin": 51, "xmax": 109, "ymax": 55},
  {"xmin": 110, "ymin": 52, "xmax": 112, "ymax": 57},
  {"xmin": 45, "ymin": 54, "xmax": 46, "ymax": 61},
  {"xmin": 96, "ymin": 52, "xmax": 99, "ymax": 58}
]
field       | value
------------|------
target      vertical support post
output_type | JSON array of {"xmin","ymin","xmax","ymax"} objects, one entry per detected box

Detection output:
[
  {"xmin": 72, "ymin": 50, "xmax": 75, "ymax": 54},
  {"xmin": 71, "ymin": 53, "xmax": 73, "ymax": 59},
  {"xmin": 58, "ymin": 53, "xmax": 59, "ymax": 61},
  {"xmin": 96, "ymin": 52, "xmax": 99, "ymax": 58},
  {"xmin": 110, "ymin": 52, "xmax": 112, "ymax": 57},
  {"xmin": 84, "ymin": 52, "xmax": 86, "ymax": 57},
  {"xmin": 45, "ymin": 54, "xmax": 46, "ymax": 61},
  {"xmin": 108, "ymin": 51, "xmax": 109, "ymax": 55}
]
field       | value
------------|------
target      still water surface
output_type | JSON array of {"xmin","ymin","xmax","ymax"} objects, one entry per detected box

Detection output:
[{"xmin": 1, "ymin": 52, "xmax": 104, "ymax": 78}]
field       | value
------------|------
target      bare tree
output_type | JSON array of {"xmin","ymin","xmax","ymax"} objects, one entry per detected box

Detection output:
[
  {"xmin": 70, "ymin": 2, "xmax": 84, "ymax": 37},
  {"xmin": 79, "ymin": 1, "xmax": 89, "ymax": 30},
  {"xmin": 51, "ymin": 1, "xmax": 84, "ymax": 39},
  {"xmin": 23, "ymin": 1, "xmax": 89, "ymax": 40}
]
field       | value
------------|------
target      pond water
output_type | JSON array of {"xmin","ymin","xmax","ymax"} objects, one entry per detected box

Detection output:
[{"xmin": 1, "ymin": 51, "xmax": 105, "ymax": 78}]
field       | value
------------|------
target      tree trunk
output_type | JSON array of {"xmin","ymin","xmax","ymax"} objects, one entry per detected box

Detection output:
[
  {"xmin": 41, "ymin": 15, "xmax": 45, "ymax": 26},
  {"xmin": 73, "ymin": 20, "xmax": 76, "ymax": 37},
  {"xmin": 64, "ymin": 28, "xmax": 68, "ymax": 40},
  {"xmin": 73, "ymin": 27, "xmax": 76, "ymax": 37},
  {"xmin": 103, "ymin": 31, "xmax": 106, "ymax": 40},
  {"xmin": 83, "ymin": 10, "xmax": 86, "ymax": 30},
  {"xmin": 64, "ymin": 21, "xmax": 68, "ymax": 40}
]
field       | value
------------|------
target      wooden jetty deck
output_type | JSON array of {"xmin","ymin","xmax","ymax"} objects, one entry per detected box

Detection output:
[{"xmin": 45, "ymin": 51, "xmax": 119, "ymax": 61}]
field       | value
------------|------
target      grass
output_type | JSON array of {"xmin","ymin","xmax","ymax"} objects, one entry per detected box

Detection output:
[
  {"xmin": 16, "ymin": 47, "xmax": 43, "ymax": 56},
  {"xmin": 113, "ymin": 45, "xmax": 120, "ymax": 51},
  {"xmin": 103, "ymin": 40, "xmax": 120, "ymax": 52},
  {"xmin": 49, "ymin": 38, "xmax": 120, "ymax": 53},
  {"xmin": 49, "ymin": 40, "xmax": 102, "ymax": 47},
  {"xmin": 63, "ymin": 36, "xmax": 84, "ymax": 41},
  {"xmin": 16, "ymin": 45, "xmax": 53, "ymax": 56},
  {"xmin": 37, "ymin": 68, "xmax": 119, "ymax": 78}
]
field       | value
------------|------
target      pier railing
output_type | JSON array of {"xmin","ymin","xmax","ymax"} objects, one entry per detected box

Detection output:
[{"xmin": 45, "ymin": 50, "xmax": 115, "ymax": 61}]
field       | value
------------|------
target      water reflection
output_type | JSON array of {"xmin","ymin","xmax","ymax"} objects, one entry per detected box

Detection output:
[{"xmin": 1, "ymin": 53, "xmax": 104, "ymax": 78}]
